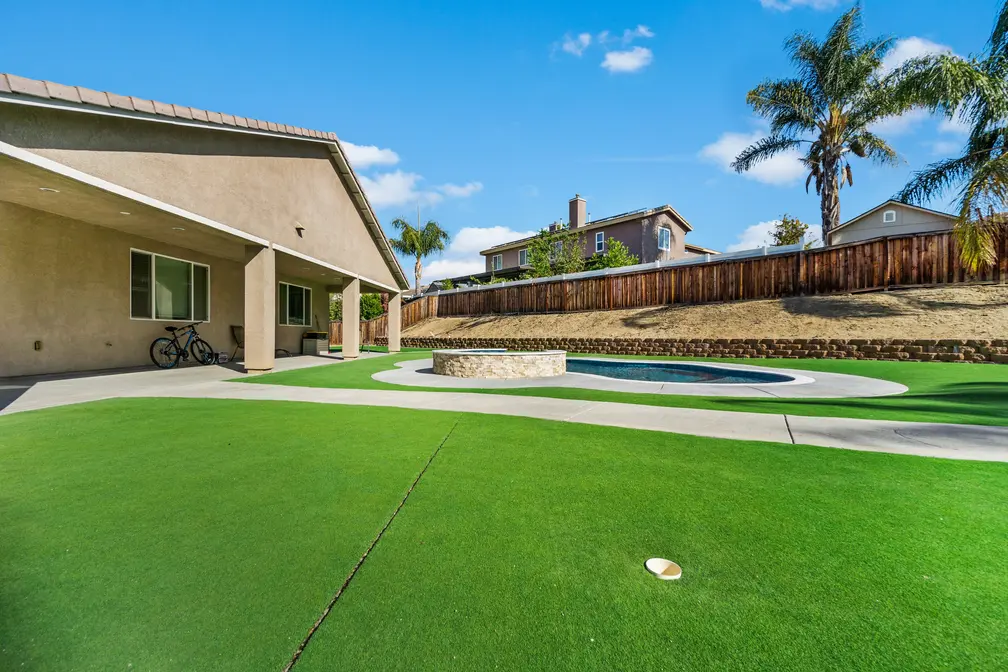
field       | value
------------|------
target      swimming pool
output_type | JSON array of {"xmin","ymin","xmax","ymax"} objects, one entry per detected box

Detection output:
[{"xmin": 566, "ymin": 358, "xmax": 796, "ymax": 384}]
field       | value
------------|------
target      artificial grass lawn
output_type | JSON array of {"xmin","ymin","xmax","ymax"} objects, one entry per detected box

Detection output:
[
  {"xmin": 2, "ymin": 401, "xmax": 1005, "ymax": 670},
  {"xmin": 294, "ymin": 414, "xmax": 1007, "ymax": 670},
  {"xmin": 243, "ymin": 351, "xmax": 1008, "ymax": 427},
  {"xmin": 0, "ymin": 399, "xmax": 458, "ymax": 671}
]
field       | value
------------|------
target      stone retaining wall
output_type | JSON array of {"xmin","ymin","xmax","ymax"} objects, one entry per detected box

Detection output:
[{"xmin": 385, "ymin": 337, "xmax": 1008, "ymax": 364}]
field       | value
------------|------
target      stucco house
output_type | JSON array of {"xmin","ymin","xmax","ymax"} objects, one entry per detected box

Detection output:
[
  {"xmin": 0, "ymin": 73, "xmax": 409, "ymax": 378},
  {"xmin": 466, "ymin": 195, "xmax": 716, "ymax": 283},
  {"xmin": 827, "ymin": 200, "xmax": 956, "ymax": 246}
]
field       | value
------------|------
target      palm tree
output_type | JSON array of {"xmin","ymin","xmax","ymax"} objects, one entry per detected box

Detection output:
[
  {"xmin": 388, "ymin": 212, "xmax": 451, "ymax": 295},
  {"xmin": 897, "ymin": 1, "xmax": 1008, "ymax": 272},
  {"xmin": 732, "ymin": 6, "xmax": 926, "ymax": 244}
]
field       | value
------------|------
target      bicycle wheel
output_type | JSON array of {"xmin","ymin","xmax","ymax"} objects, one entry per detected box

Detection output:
[
  {"xmin": 150, "ymin": 337, "xmax": 182, "ymax": 369},
  {"xmin": 190, "ymin": 338, "xmax": 217, "ymax": 365}
]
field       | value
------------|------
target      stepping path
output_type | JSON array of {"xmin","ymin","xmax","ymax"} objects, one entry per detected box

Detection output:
[{"xmin": 2, "ymin": 356, "xmax": 1007, "ymax": 462}]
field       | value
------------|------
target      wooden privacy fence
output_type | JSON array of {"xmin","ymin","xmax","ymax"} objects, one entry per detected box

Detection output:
[
  {"xmin": 330, "ymin": 230, "xmax": 1007, "ymax": 343},
  {"xmin": 330, "ymin": 294, "xmax": 439, "ymax": 345},
  {"xmin": 434, "ymin": 231, "xmax": 1007, "ymax": 316}
]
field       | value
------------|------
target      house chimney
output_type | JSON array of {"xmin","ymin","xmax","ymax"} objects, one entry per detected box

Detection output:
[{"xmin": 569, "ymin": 194, "xmax": 586, "ymax": 229}]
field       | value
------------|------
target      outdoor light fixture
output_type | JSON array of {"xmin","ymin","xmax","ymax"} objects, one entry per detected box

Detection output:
[
  {"xmin": 172, "ymin": 226, "xmax": 185, "ymax": 231},
  {"xmin": 119, "ymin": 211, "xmax": 131, "ymax": 216},
  {"xmin": 38, "ymin": 187, "xmax": 60, "ymax": 193}
]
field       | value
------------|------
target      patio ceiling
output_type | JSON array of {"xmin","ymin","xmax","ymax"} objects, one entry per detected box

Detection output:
[{"xmin": 0, "ymin": 147, "xmax": 261, "ymax": 262}]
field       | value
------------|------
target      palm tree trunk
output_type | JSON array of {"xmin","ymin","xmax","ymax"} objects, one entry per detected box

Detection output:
[
  {"xmin": 414, "ymin": 257, "xmax": 422, "ymax": 296},
  {"xmin": 820, "ymin": 162, "xmax": 841, "ymax": 245}
]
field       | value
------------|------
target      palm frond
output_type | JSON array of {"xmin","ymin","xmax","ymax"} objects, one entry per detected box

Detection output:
[
  {"xmin": 746, "ymin": 79, "xmax": 820, "ymax": 134},
  {"xmin": 731, "ymin": 135, "xmax": 803, "ymax": 173},
  {"xmin": 990, "ymin": 0, "xmax": 1008, "ymax": 59},
  {"xmin": 854, "ymin": 131, "xmax": 900, "ymax": 166},
  {"xmin": 954, "ymin": 217, "xmax": 1001, "ymax": 272},
  {"xmin": 897, "ymin": 155, "xmax": 976, "ymax": 205}
]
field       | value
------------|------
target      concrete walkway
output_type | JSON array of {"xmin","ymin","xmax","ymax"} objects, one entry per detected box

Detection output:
[{"xmin": 2, "ymin": 355, "xmax": 1006, "ymax": 462}]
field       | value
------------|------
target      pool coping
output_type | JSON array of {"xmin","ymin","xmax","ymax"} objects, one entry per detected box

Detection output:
[{"xmin": 372, "ymin": 357, "xmax": 909, "ymax": 399}]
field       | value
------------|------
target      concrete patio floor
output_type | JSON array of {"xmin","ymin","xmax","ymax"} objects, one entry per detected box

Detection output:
[{"xmin": 1, "ymin": 354, "xmax": 1006, "ymax": 462}]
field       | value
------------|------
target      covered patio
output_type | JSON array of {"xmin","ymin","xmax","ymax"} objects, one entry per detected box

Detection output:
[{"xmin": 0, "ymin": 140, "xmax": 401, "ymax": 377}]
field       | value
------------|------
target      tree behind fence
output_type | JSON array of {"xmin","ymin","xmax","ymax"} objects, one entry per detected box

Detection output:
[{"xmin": 330, "ymin": 231, "xmax": 1007, "ymax": 343}]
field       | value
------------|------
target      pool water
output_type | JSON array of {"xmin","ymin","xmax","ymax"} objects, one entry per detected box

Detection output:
[{"xmin": 566, "ymin": 358, "xmax": 795, "ymax": 384}]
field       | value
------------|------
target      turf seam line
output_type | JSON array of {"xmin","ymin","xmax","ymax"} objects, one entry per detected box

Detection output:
[
  {"xmin": 783, "ymin": 414, "xmax": 796, "ymax": 444},
  {"xmin": 282, "ymin": 418, "xmax": 461, "ymax": 672}
]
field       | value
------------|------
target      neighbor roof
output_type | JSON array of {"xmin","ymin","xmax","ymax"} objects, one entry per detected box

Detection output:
[
  {"xmin": 831, "ymin": 199, "xmax": 955, "ymax": 236},
  {"xmin": 0, "ymin": 73, "xmax": 409, "ymax": 290},
  {"xmin": 480, "ymin": 204, "xmax": 694, "ymax": 255}
]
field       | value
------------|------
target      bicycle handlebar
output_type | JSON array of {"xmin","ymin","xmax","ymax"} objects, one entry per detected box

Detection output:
[{"xmin": 167, "ymin": 321, "xmax": 203, "ymax": 332}]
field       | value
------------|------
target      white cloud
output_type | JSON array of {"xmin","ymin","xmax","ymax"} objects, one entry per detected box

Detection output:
[
  {"xmin": 601, "ymin": 47, "xmax": 654, "ymax": 73},
  {"xmin": 359, "ymin": 173, "xmax": 483, "ymax": 210},
  {"xmin": 939, "ymin": 109, "xmax": 971, "ymax": 134},
  {"xmin": 700, "ymin": 130, "xmax": 806, "ymax": 186},
  {"xmin": 868, "ymin": 109, "xmax": 928, "ymax": 136},
  {"xmin": 341, "ymin": 141, "xmax": 400, "ymax": 169},
  {"xmin": 439, "ymin": 182, "xmax": 484, "ymax": 198},
  {"xmin": 359, "ymin": 171, "xmax": 436, "ymax": 209},
  {"xmin": 422, "ymin": 225, "xmax": 539, "ymax": 281},
  {"xmin": 562, "ymin": 32, "xmax": 592, "ymax": 56},
  {"xmin": 622, "ymin": 25, "xmax": 654, "ymax": 43},
  {"xmin": 929, "ymin": 139, "xmax": 962, "ymax": 156},
  {"xmin": 880, "ymin": 37, "xmax": 954, "ymax": 75},
  {"xmin": 450, "ymin": 226, "xmax": 538, "ymax": 255},
  {"xmin": 424, "ymin": 258, "xmax": 487, "ymax": 282},
  {"xmin": 760, "ymin": 0, "xmax": 846, "ymax": 11},
  {"xmin": 726, "ymin": 220, "xmax": 779, "ymax": 252}
]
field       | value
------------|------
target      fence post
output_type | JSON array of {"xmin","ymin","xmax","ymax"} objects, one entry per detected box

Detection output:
[{"xmin": 882, "ymin": 236, "xmax": 891, "ymax": 289}]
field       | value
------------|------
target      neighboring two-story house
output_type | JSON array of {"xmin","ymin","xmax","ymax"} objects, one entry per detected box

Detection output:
[{"xmin": 464, "ymin": 195, "xmax": 716, "ymax": 283}]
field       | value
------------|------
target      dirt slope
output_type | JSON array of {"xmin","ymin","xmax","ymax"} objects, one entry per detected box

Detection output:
[{"xmin": 404, "ymin": 285, "xmax": 1008, "ymax": 340}]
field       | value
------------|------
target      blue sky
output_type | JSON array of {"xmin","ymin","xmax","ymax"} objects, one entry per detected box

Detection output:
[{"xmin": 0, "ymin": 0, "xmax": 1001, "ymax": 280}]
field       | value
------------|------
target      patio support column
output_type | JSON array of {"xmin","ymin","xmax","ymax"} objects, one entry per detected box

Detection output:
[
  {"xmin": 244, "ymin": 244, "xmax": 276, "ymax": 373},
  {"xmin": 387, "ymin": 292, "xmax": 402, "ymax": 353},
  {"xmin": 342, "ymin": 276, "xmax": 360, "ymax": 359}
]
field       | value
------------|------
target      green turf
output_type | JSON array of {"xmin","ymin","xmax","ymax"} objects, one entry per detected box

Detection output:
[
  {"xmin": 242, "ymin": 351, "xmax": 1008, "ymax": 426},
  {"xmin": 2, "ymin": 401, "xmax": 1005, "ymax": 670},
  {"xmin": 0, "ymin": 399, "xmax": 458, "ymax": 671},
  {"xmin": 292, "ymin": 414, "xmax": 1008, "ymax": 671}
]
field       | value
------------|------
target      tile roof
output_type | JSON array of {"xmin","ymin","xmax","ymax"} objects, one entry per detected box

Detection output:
[{"xmin": 0, "ymin": 73, "xmax": 338, "ymax": 142}]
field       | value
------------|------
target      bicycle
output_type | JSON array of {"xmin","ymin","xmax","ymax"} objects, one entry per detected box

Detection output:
[{"xmin": 149, "ymin": 322, "xmax": 217, "ymax": 369}]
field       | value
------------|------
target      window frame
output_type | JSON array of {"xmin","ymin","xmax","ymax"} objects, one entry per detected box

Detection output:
[
  {"xmin": 129, "ymin": 248, "xmax": 210, "ymax": 322},
  {"xmin": 278, "ymin": 281, "xmax": 313, "ymax": 327},
  {"xmin": 518, "ymin": 248, "xmax": 528, "ymax": 266},
  {"xmin": 595, "ymin": 231, "xmax": 605, "ymax": 253},
  {"xmin": 491, "ymin": 254, "xmax": 503, "ymax": 271},
  {"xmin": 882, "ymin": 209, "xmax": 897, "ymax": 223},
  {"xmin": 657, "ymin": 227, "xmax": 672, "ymax": 252}
]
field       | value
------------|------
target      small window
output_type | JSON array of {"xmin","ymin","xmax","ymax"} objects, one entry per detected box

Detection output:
[
  {"xmin": 552, "ymin": 240, "xmax": 562, "ymax": 259},
  {"xmin": 130, "ymin": 249, "xmax": 210, "ymax": 322},
  {"xmin": 279, "ymin": 282, "xmax": 312, "ymax": 326},
  {"xmin": 518, "ymin": 249, "xmax": 528, "ymax": 266},
  {"xmin": 595, "ymin": 231, "xmax": 605, "ymax": 253},
  {"xmin": 658, "ymin": 227, "xmax": 671, "ymax": 251},
  {"xmin": 883, "ymin": 209, "xmax": 897, "ymax": 223},
  {"xmin": 492, "ymin": 254, "xmax": 503, "ymax": 271}
]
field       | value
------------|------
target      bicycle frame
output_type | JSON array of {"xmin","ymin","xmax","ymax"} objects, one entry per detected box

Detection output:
[{"xmin": 167, "ymin": 323, "xmax": 201, "ymax": 358}]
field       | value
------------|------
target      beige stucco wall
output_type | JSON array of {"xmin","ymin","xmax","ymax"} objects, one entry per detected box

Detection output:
[
  {"xmin": 0, "ymin": 202, "xmax": 327, "ymax": 377},
  {"xmin": 483, "ymin": 213, "xmax": 691, "ymax": 271},
  {"xmin": 0, "ymin": 104, "xmax": 400, "ymax": 289},
  {"xmin": 830, "ymin": 203, "xmax": 955, "ymax": 246}
]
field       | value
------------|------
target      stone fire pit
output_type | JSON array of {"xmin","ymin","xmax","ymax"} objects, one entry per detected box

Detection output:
[{"xmin": 432, "ymin": 349, "xmax": 566, "ymax": 379}]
